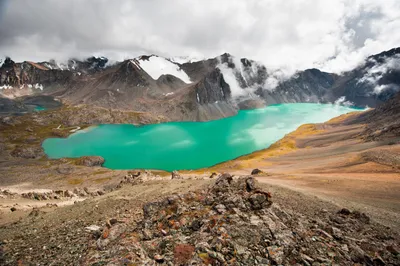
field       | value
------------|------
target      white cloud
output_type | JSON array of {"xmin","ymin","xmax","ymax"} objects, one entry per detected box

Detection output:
[
  {"xmin": 334, "ymin": 96, "xmax": 354, "ymax": 107},
  {"xmin": 358, "ymin": 54, "xmax": 400, "ymax": 94},
  {"xmin": 0, "ymin": 0, "xmax": 399, "ymax": 74}
]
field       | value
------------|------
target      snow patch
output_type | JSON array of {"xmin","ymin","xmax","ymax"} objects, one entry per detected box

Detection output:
[
  {"xmin": 217, "ymin": 55, "xmax": 293, "ymax": 99},
  {"xmin": 169, "ymin": 56, "xmax": 205, "ymax": 64},
  {"xmin": 34, "ymin": 83, "xmax": 44, "ymax": 90},
  {"xmin": 137, "ymin": 56, "xmax": 192, "ymax": 83},
  {"xmin": 56, "ymin": 62, "xmax": 70, "ymax": 71},
  {"xmin": 217, "ymin": 55, "xmax": 270, "ymax": 98},
  {"xmin": 71, "ymin": 60, "xmax": 76, "ymax": 70},
  {"xmin": 0, "ymin": 84, "xmax": 13, "ymax": 90},
  {"xmin": 218, "ymin": 61, "xmax": 247, "ymax": 98},
  {"xmin": 164, "ymin": 92, "xmax": 174, "ymax": 96},
  {"xmin": 45, "ymin": 63, "xmax": 53, "ymax": 70},
  {"xmin": 130, "ymin": 59, "xmax": 141, "ymax": 69},
  {"xmin": 57, "ymin": 63, "xmax": 64, "ymax": 71}
]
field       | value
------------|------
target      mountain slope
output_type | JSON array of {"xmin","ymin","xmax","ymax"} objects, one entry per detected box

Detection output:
[{"xmin": 1, "ymin": 48, "xmax": 400, "ymax": 121}]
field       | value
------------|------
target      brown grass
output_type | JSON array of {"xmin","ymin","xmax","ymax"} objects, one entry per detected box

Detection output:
[
  {"xmin": 93, "ymin": 177, "xmax": 112, "ymax": 184},
  {"xmin": 325, "ymin": 111, "xmax": 362, "ymax": 124},
  {"xmin": 197, "ymin": 123, "xmax": 323, "ymax": 172},
  {"xmin": 68, "ymin": 178, "xmax": 84, "ymax": 185}
]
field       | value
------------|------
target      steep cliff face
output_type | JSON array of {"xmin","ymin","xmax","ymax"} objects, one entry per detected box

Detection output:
[
  {"xmin": 203, "ymin": 49, "xmax": 400, "ymax": 107},
  {"xmin": 259, "ymin": 69, "xmax": 337, "ymax": 104},
  {"xmin": 327, "ymin": 47, "xmax": 400, "ymax": 107},
  {"xmin": 195, "ymin": 68, "xmax": 231, "ymax": 104},
  {"xmin": 1, "ymin": 48, "xmax": 400, "ymax": 120}
]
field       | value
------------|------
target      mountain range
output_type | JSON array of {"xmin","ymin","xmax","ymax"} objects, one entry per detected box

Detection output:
[
  {"xmin": 1, "ymin": 47, "xmax": 400, "ymax": 121},
  {"xmin": 1, "ymin": 48, "xmax": 400, "ymax": 266}
]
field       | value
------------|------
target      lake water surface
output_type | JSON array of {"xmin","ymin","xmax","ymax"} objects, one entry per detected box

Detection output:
[
  {"xmin": 34, "ymin": 106, "xmax": 47, "ymax": 111},
  {"xmin": 42, "ymin": 103, "xmax": 364, "ymax": 171}
]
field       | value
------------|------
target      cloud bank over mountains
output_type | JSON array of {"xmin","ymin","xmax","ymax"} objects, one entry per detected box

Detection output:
[{"xmin": 0, "ymin": 0, "xmax": 399, "ymax": 74}]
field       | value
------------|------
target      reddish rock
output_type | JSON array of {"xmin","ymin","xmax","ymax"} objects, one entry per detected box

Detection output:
[
  {"xmin": 174, "ymin": 244, "xmax": 195, "ymax": 265},
  {"xmin": 102, "ymin": 228, "xmax": 110, "ymax": 239}
]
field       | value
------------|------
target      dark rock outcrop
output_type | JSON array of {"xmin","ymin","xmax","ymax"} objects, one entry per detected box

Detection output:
[
  {"xmin": 251, "ymin": 168, "xmax": 262, "ymax": 175},
  {"xmin": 195, "ymin": 68, "xmax": 231, "ymax": 105}
]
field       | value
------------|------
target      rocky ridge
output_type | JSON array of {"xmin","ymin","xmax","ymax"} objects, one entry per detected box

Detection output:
[
  {"xmin": 80, "ymin": 174, "xmax": 399, "ymax": 265},
  {"xmin": 1, "ymin": 48, "xmax": 400, "ymax": 122},
  {"xmin": 1, "ymin": 174, "xmax": 395, "ymax": 265}
]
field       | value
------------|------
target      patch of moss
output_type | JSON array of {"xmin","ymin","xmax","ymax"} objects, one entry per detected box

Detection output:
[{"xmin": 93, "ymin": 177, "xmax": 112, "ymax": 184}]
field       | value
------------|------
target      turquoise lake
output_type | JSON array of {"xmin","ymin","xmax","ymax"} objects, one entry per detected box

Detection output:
[
  {"xmin": 42, "ymin": 103, "xmax": 364, "ymax": 171},
  {"xmin": 34, "ymin": 106, "xmax": 47, "ymax": 111}
]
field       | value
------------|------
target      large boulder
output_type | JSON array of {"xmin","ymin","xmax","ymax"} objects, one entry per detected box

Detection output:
[{"xmin": 251, "ymin": 168, "xmax": 262, "ymax": 175}]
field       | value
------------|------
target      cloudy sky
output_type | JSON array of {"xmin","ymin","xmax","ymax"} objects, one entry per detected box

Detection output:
[{"xmin": 0, "ymin": 0, "xmax": 399, "ymax": 73}]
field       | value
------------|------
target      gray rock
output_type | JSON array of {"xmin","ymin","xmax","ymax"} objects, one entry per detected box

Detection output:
[
  {"xmin": 331, "ymin": 226, "xmax": 343, "ymax": 240},
  {"xmin": 267, "ymin": 246, "xmax": 284, "ymax": 265},
  {"xmin": 214, "ymin": 204, "xmax": 227, "ymax": 214},
  {"xmin": 249, "ymin": 192, "xmax": 269, "ymax": 210}
]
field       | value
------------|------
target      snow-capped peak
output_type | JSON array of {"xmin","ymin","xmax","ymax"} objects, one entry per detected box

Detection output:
[
  {"xmin": 136, "ymin": 55, "xmax": 192, "ymax": 83},
  {"xmin": 169, "ymin": 56, "xmax": 205, "ymax": 64}
]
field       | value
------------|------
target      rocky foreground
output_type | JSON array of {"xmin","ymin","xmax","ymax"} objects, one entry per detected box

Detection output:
[{"xmin": 1, "ymin": 174, "xmax": 399, "ymax": 265}]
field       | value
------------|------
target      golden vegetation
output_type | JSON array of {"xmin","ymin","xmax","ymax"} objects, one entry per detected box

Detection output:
[
  {"xmin": 68, "ymin": 178, "xmax": 84, "ymax": 185},
  {"xmin": 93, "ymin": 177, "xmax": 112, "ymax": 184},
  {"xmin": 203, "ymin": 123, "xmax": 323, "ymax": 171},
  {"xmin": 325, "ymin": 111, "xmax": 363, "ymax": 124}
]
